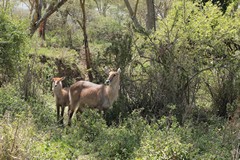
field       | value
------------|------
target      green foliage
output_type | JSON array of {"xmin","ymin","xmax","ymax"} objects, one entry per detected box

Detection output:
[
  {"xmin": 1, "ymin": 0, "xmax": 240, "ymax": 159},
  {"xmin": 0, "ymin": 11, "xmax": 27, "ymax": 82},
  {"xmin": 28, "ymin": 97, "xmax": 56, "ymax": 129},
  {"xmin": 17, "ymin": 45, "xmax": 80, "ymax": 100},
  {"xmin": 134, "ymin": 115, "xmax": 239, "ymax": 160},
  {"xmin": 125, "ymin": 0, "xmax": 240, "ymax": 123},
  {"xmin": 30, "ymin": 46, "xmax": 78, "ymax": 59},
  {"xmin": 89, "ymin": 15, "xmax": 124, "ymax": 43},
  {"xmin": 96, "ymin": 126, "xmax": 138, "ymax": 159},
  {"xmin": 31, "ymin": 139, "xmax": 76, "ymax": 159},
  {"xmin": 73, "ymin": 110, "xmax": 108, "ymax": 143},
  {"xmin": 0, "ymin": 85, "xmax": 28, "ymax": 117},
  {"xmin": 0, "ymin": 113, "xmax": 37, "ymax": 160},
  {"xmin": 0, "ymin": 85, "xmax": 53, "ymax": 159},
  {"xmin": 94, "ymin": 110, "xmax": 146, "ymax": 159},
  {"xmin": 183, "ymin": 116, "xmax": 237, "ymax": 159},
  {"xmin": 199, "ymin": 0, "xmax": 237, "ymax": 12},
  {"xmin": 0, "ymin": 84, "xmax": 55, "ymax": 128},
  {"xmin": 135, "ymin": 116, "xmax": 194, "ymax": 160},
  {"xmin": 0, "ymin": 87, "xmax": 238, "ymax": 159},
  {"xmin": 105, "ymin": 31, "xmax": 133, "ymax": 68}
]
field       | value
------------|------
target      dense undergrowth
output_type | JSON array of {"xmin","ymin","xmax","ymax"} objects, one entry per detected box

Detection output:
[
  {"xmin": 0, "ymin": 84, "xmax": 239, "ymax": 160},
  {"xmin": 1, "ymin": 0, "xmax": 240, "ymax": 159}
]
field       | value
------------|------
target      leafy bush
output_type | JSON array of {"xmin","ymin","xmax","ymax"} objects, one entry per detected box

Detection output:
[
  {"xmin": 73, "ymin": 109, "xmax": 108, "ymax": 143},
  {"xmin": 0, "ymin": 111, "xmax": 38, "ymax": 159},
  {"xmin": 0, "ymin": 2, "xmax": 239, "ymax": 159},
  {"xmin": 119, "ymin": 0, "xmax": 240, "ymax": 124},
  {"xmin": 0, "ymin": 83, "xmax": 55, "ymax": 128},
  {"xmin": 88, "ymin": 15, "xmax": 124, "ymax": 43},
  {"xmin": 184, "ymin": 116, "xmax": 236, "ymax": 159},
  {"xmin": 0, "ymin": 91, "xmax": 237, "ymax": 160},
  {"xmin": 95, "ymin": 126, "xmax": 138, "ymax": 159},
  {"xmin": 0, "ymin": 85, "xmax": 28, "ymax": 117},
  {"xmin": 58, "ymin": 109, "xmax": 108, "ymax": 157},
  {"xmin": 135, "ymin": 116, "xmax": 194, "ymax": 160},
  {"xmin": 94, "ymin": 110, "xmax": 146, "ymax": 160},
  {"xmin": 28, "ymin": 97, "xmax": 56, "ymax": 130},
  {"xmin": 0, "ymin": 11, "xmax": 27, "ymax": 83},
  {"xmin": 30, "ymin": 139, "xmax": 76, "ymax": 160},
  {"xmin": 55, "ymin": 109, "xmax": 146, "ymax": 160}
]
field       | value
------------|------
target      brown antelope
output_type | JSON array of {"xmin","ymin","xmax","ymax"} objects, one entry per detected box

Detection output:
[
  {"xmin": 68, "ymin": 68, "xmax": 121, "ymax": 126},
  {"xmin": 52, "ymin": 77, "xmax": 69, "ymax": 125}
]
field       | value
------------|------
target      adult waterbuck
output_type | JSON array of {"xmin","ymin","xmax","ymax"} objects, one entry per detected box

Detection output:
[
  {"xmin": 68, "ymin": 68, "xmax": 121, "ymax": 126},
  {"xmin": 52, "ymin": 77, "xmax": 69, "ymax": 125}
]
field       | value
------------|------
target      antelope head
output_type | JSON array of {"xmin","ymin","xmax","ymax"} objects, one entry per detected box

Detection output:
[
  {"xmin": 52, "ymin": 77, "xmax": 65, "ymax": 89},
  {"xmin": 105, "ymin": 68, "xmax": 121, "ymax": 85}
]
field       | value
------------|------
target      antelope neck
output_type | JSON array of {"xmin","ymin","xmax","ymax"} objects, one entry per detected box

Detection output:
[
  {"xmin": 54, "ymin": 86, "xmax": 63, "ymax": 96},
  {"xmin": 105, "ymin": 81, "xmax": 119, "ymax": 102}
]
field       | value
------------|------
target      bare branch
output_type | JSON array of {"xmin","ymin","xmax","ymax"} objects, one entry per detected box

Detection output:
[
  {"xmin": 134, "ymin": 0, "xmax": 139, "ymax": 17},
  {"xmin": 76, "ymin": 19, "xmax": 83, "ymax": 30},
  {"xmin": 29, "ymin": 0, "xmax": 68, "ymax": 37},
  {"xmin": 123, "ymin": 0, "xmax": 144, "ymax": 31}
]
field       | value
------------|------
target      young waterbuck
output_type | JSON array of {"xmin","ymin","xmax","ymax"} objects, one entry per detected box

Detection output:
[
  {"xmin": 68, "ymin": 68, "xmax": 121, "ymax": 126},
  {"xmin": 52, "ymin": 77, "xmax": 69, "ymax": 125}
]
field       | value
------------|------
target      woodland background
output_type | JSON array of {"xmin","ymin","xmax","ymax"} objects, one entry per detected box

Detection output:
[{"xmin": 0, "ymin": 0, "xmax": 240, "ymax": 159}]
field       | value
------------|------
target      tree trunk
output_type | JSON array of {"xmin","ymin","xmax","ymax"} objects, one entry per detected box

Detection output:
[
  {"xmin": 29, "ymin": 0, "xmax": 68, "ymax": 37},
  {"xmin": 39, "ymin": 20, "xmax": 46, "ymax": 40},
  {"xmin": 60, "ymin": 10, "xmax": 72, "ymax": 47},
  {"xmin": 93, "ymin": 0, "xmax": 109, "ymax": 17},
  {"xmin": 3, "ymin": 0, "xmax": 10, "ymax": 11},
  {"xmin": 38, "ymin": 0, "xmax": 47, "ymax": 41},
  {"xmin": 123, "ymin": 0, "xmax": 144, "ymax": 31},
  {"xmin": 80, "ymin": 0, "xmax": 93, "ymax": 81},
  {"xmin": 146, "ymin": 0, "xmax": 156, "ymax": 31}
]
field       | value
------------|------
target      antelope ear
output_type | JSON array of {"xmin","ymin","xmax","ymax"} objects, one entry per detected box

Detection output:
[
  {"xmin": 61, "ymin": 77, "xmax": 66, "ymax": 81},
  {"xmin": 117, "ymin": 68, "xmax": 121, "ymax": 73}
]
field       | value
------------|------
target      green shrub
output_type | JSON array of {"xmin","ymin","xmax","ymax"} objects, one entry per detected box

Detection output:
[
  {"xmin": 30, "ymin": 139, "xmax": 76, "ymax": 160},
  {"xmin": 0, "ymin": 98, "xmax": 237, "ymax": 159},
  {"xmin": 88, "ymin": 15, "xmax": 124, "ymax": 43},
  {"xmin": 184, "ymin": 116, "xmax": 234, "ymax": 159},
  {"xmin": 74, "ymin": 109, "xmax": 108, "ymax": 143},
  {"xmin": 60, "ymin": 109, "xmax": 108, "ymax": 156},
  {"xmin": 135, "ymin": 116, "xmax": 194, "ymax": 160},
  {"xmin": 95, "ymin": 110, "xmax": 146, "ymax": 160},
  {"xmin": 0, "ymin": 112, "xmax": 38, "ymax": 159},
  {"xmin": 28, "ymin": 97, "xmax": 56, "ymax": 130},
  {"xmin": 0, "ymin": 85, "xmax": 28, "ymax": 117},
  {"xmin": 61, "ymin": 109, "xmax": 146, "ymax": 160},
  {"xmin": 95, "ymin": 126, "xmax": 138, "ymax": 160},
  {"xmin": 0, "ymin": 11, "xmax": 27, "ymax": 83}
]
